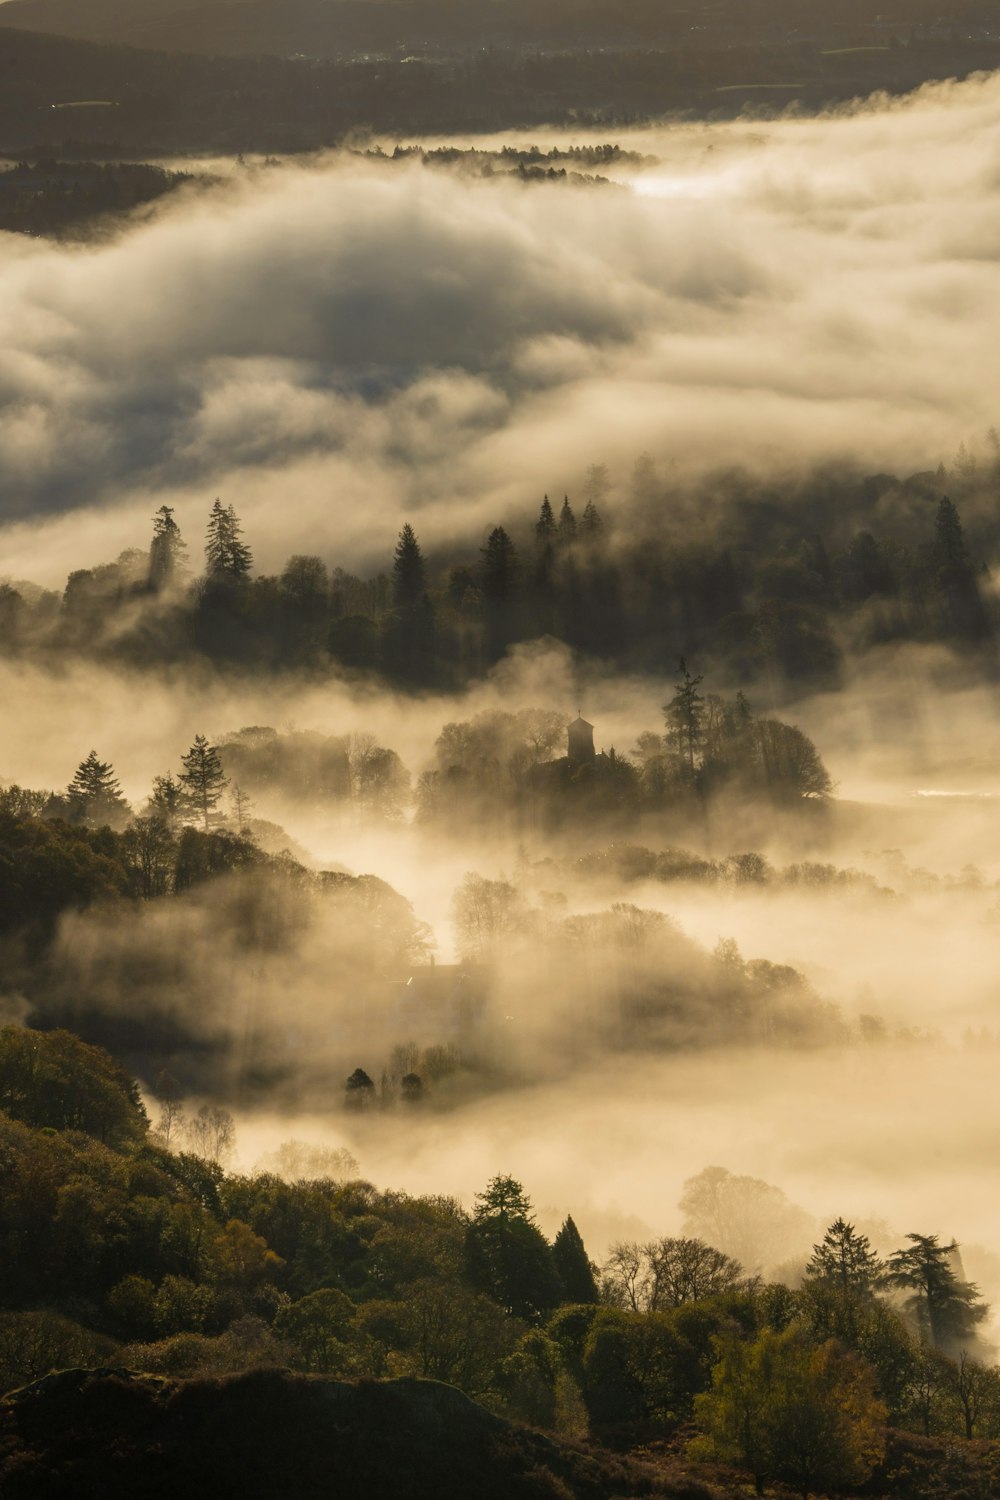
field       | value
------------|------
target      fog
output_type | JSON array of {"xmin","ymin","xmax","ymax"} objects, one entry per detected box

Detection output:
[
  {"xmin": 5, "ymin": 71, "xmax": 1000, "ymax": 1323},
  {"xmin": 4, "ymin": 72, "xmax": 1000, "ymax": 583}
]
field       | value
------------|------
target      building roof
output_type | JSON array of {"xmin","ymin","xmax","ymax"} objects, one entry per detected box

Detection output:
[{"xmin": 568, "ymin": 716, "xmax": 594, "ymax": 730}]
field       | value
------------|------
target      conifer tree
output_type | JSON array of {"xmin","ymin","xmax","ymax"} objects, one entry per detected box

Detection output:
[
  {"xmin": 148, "ymin": 505, "xmax": 188, "ymax": 590},
  {"xmin": 480, "ymin": 527, "xmax": 519, "ymax": 604},
  {"xmin": 885, "ymin": 1233, "xmax": 987, "ymax": 1352},
  {"xmin": 558, "ymin": 495, "xmax": 577, "ymax": 543},
  {"xmin": 535, "ymin": 496, "xmax": 556, "ymax": 545},
  {"xmin": 663, "ymin": 659, "xmax": 705, "ymax": 776},
  {"xmin": 581, "ymin": 500, "xmax": 603, "ymax": 537},
  {"xmin": 178, "ymin": 734, "xmax": 229, "ymax": 830},
  {"xmin": 205, "ymin": 499, "xmax": 253, "ymax": 583},
  {"xmin": 933, "ymin": 496, "xmax": 968, "ymax": 567},
  {"xmin": 147, "ymin": 772, "xmax": 185, "ymax": 826},
  {"xmin": 804, "ymin": 1219, "xmax": 883, "ymax": 1298},
  {"xmin": 67, "ymin": 751, "xmax": 131, "ymax": 829},
  {"xmin": 392, "ymin": 523, "xmax": 426, "ymax": 610},
  {"xmin": 552, "ymin": 1216, "xmax": 600, "ymax": 1304}
]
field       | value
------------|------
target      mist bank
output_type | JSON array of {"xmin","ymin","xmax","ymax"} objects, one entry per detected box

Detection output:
[{"xmin": 3, "ymin": 72, "xmax": 1000, "ymax": 582}]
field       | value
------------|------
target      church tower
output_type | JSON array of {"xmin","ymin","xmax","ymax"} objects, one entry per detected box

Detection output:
[{"xmin": 567, "ymin": 714, "xmax": 595, "ymax": 764}]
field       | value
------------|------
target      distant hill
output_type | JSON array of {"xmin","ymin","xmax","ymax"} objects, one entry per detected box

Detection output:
[
  {"xmin": 0, "ymin": 1367, "xmax": 715, "ymax": 1500},
  {"xmin": 0, "ymin": 0, "xmax": 996, "ymax": 62}
]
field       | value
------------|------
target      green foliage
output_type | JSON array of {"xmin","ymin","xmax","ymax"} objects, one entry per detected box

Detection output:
[
  {"xmin": 0, "ymin": 1026, "xmax": 147, "ymax": 1147},
  {"xmin": 692, "ymin": 1324, "xmax": 887, "ymax": 1499},
  {"xmin": 885, "ymin": 1233, "xmax": 988, "ymax": 1354},
  {"xmin": 804, "ymin": 1216, "xmax": 884, "ymax": 1295},
  {"xmin": 465, "ymin": 1177, "xmax": 562, "ymax": 1322},
  {"xmin": 552, "ymin": 1217, "xmax": 599, "ymax": 1305}
]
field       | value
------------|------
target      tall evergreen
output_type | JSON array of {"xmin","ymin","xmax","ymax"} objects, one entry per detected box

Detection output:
[
  {"xmin": 558, "ymin": 496, "xmax": 577, "ymax": 544},
  {"xmin": 205, "ymin": 500, "xmax": 253, "ymax": 583},
  {"xmin": 392, "ymin": 523, "xmax": 426, "ymax": 610},
  {"xmin": 535, "ymin": 496, "xmax": 556, "ymax": 546},
  {"xmin": 178, "ymin": 734, "xmax": 229, "ymax": 831},
  {"xmin": 933, "ymin": 496, "xmax": 968, "ymax": 568},
  {"xmin": 67, "ymin": 751, "xmax": 131, "ymax": 829},
  {"xmin": 663, "ymin": 659, "xmax": 705, "ymax": 776},
  {"xmin": 804, "ymin": 1219, "xmax": 883, "ymax": 1297},
  {"xmin": 552, "ymin": 1216, "xmax": 599, "ymax": 1304},
  {"xmin": 480, "ymin": 527, "xmax": 519, "ymax": 604},
  {"xmin": 148, "ymin": 505, "xmax": 187, "ymax": 590},
  {"xmin": 581, "ymin": 500, "xmax": 603, "ymax": 537}
]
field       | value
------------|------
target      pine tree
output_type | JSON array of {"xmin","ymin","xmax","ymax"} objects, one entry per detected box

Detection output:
[
  {"xmin": 178, "ymin": 734, "xmax": 229, "ymax": 830},
  {"xmin": 804, "ymin": 1219, "xmax": 883, "ymax": 1297},
  {"xmin": 663, "ymin": 658, "xmax": 705, "ymax": 776},
  {"xmin": 535, "ymin": 496, "xmax": 556, "ymax": 545},
  {"xmin": 480, "ymin": 526, "xmax": 519, "ymax": 604},
  {"xmin": 147, "ymin": 772, "xmax": 185, "ymax": 826},
  {"xmin": 148, "ymin": 505, "xmax": 188, "ymax": 590},
  {"xmin": 552, "ymin": 1216, "xmax": 600, "ymax": 1304},
  {"xmin": 581, "ymin": 500, "xmax": 603, "ymax": 537},
  {"xmin": 933, "ymin": 496, "xmax": 968, "ymax": 568},
  {"xmin": 558, "ymin": 495, "xmax": 577, "ymax": 543},
  {"xmin": 67, "ymin": 750, "xmax": 131, "ymax": 829},
  {"xmin": 392, "ymin": 523, "xmax": 426, "ymax": 610},
  {"xmin": 205, "ymin": 499, "xmax": 253, "ymax": 583}
]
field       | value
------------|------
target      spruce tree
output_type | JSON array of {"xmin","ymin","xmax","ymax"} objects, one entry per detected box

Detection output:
[
  {"xmin": 178, "ymin": 734, "xmax": 229, "ymax": 830},
  {"xmin": 552, "ymin": 1216, "xmax": 599, "ymax": 1304},
  {"xmin": 933, "ymin": 496, "xmax": 968, "ymax": 567},
  {"xmin": 558, "ymin": 495, "xmax": 577, "ymax": 543},
  {"xmin": 67, "ymin": 751, "xmax": 131, "ymax": 828},
  {"xmin": 392, "ymin": 523, "xmax": 426, "ymax": 610},
  {"xmin": 480, "ymin": 527, "xmax": 518, "ymax": 604},
  {"xmin": 804, "ymin": 1219, "xmax": 883, "ymax": 1297},
  {"xmin": 663, "ymin": 659, "xmax": 705, "ymax": 776},
  {"xmin": 535, "ymin": 495, "xmax": 556, "ymax": 545},
  {"xmin": 148, "ymin": 505, "xmax": 188, "ymax": 590},
  {"xmin": 581, "ymin": 500, "xmax": 603, "ymax": 536},
  {"xmin": 205, "ymin": 499, "xmax": 253, "ymax": 583}
]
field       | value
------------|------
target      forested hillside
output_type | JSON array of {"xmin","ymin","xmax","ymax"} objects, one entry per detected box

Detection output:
[{"xmin": 1, "ymin": 1026, "xmax": 999, "ymax": 1500}]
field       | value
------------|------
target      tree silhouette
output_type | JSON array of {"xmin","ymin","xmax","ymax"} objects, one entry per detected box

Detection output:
[
  {"xmin": 663, "ymin": 659, "xmax": 705, "ymax": 777},
  {"xmin": 552, "ymin": 1216, "xmax": 599, "ymax": 1304},
  {"xmin": 148, "ymin": 505, "xmax": 187, "ymax": 590},
  {"xmin": 66, "ymin": 751, "xmax": 131, "ymax": 829},
  {"xmin": 178, "ymin": 734, "xmax": 229, "ymax": 831},
  {"xmin": 885, "ymin": 1234, "xmax": 987, "ymax": 1353},
  {"xmin": 392, "ymin": 524, "xmax": 426, "ymax": 611},
  {"xmin": 205, "ymin": 499, "xmax": 253, "ymax": 583},
  {"xmin": 805, "ymin": 1219, "xmax": 883, "ymax": 1297}
]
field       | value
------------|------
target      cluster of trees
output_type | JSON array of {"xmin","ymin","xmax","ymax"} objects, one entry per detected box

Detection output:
[
  {"xmin": 1, "ymin": 1025, "xmax": 998, "ymax": 1500},
  {"xmin": 0, "ymin": 159, "xmax": 190, "ymax": 237},
  {"xmin": 2, "ymin": 473, "xmax": 995, "ymax": 696}
]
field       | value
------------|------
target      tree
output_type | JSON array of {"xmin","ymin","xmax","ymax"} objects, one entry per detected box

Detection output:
[
  {"xmin": 552, "ymin": 1217, "xmax": 599, "ymax": 1304},
  {"xmin": 179, "ymin": 735, "xmax": 229, "ymax": 831},
  {"xmin": 581, "ymin": 500, "xmax": 603, "ymax": 536},
  {"xmin": 933, "ymin": 496, "xmax": 968, "ymax": 568},
  {"xmin": 646, "ymin": 1237, "xmax": 744, "ymax": 1308},
  {"xmin": 804, "ymin": 1218, "xmax": 883, "ymax": 1297},
  {"xmin": 66, "ymin": 750, "xmax": 131, "ymax": 829},
  {"xmin": 147, "ymin": 772, "xmax": 185, "ymax": 826},
  {"xmin": 679, "ymin": 1166, "xmax": 813, "ymax": 1275},
  {"xmin": 692, "ymin": 1325, "xmax": 887, "ymax": 1499},
  {"xmin": 465, "ymin": 1175, "xmax": 562, "ymax": 1322},
  {"xmin": 885, "ymin": 1233, "xmax": 987, "ymax": 1354},
  {"xmin": 186, "ymin": 1104, "xmax": 236, "ymax": 1165},
  {"xmin": 557, "ymin": 495, "xmax": 577, "ymax": 544},
  {"xmin": 120, "ymin": 815, "xmax": 177, "ymax": 898},
  {"xmin": 480, "ymin": 526, "xmax": 519, "ymax": 605},
  {"xmin": 205, "ymin": 499, "xmax": 253, "ymax": 583},
  {"xmin": 663, "ymin": 660, "xmax": 705, "ymax": 777},
  {"xmin": 392, "ymin": 523, "xmax": 426, "ymax": 611},
  {"xmin": 0, "ymin": 1026, "xmax": 147, "ymax": 1147},
  {"xmin": 535, "ymin": 495, "xmax": 556, "ymax": 544},
  {"xmin": 344, "ymin": 1067, "xmax": 375, "ymax": 1111},
  {"xmin": 148, "ymin": 505, "xmax": 188, "ymax": 590}
]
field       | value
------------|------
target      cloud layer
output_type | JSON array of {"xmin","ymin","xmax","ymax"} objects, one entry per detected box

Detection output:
[{"xmin": 3, "ymin": 73, "xmax": 1000, "ymax": 581}]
